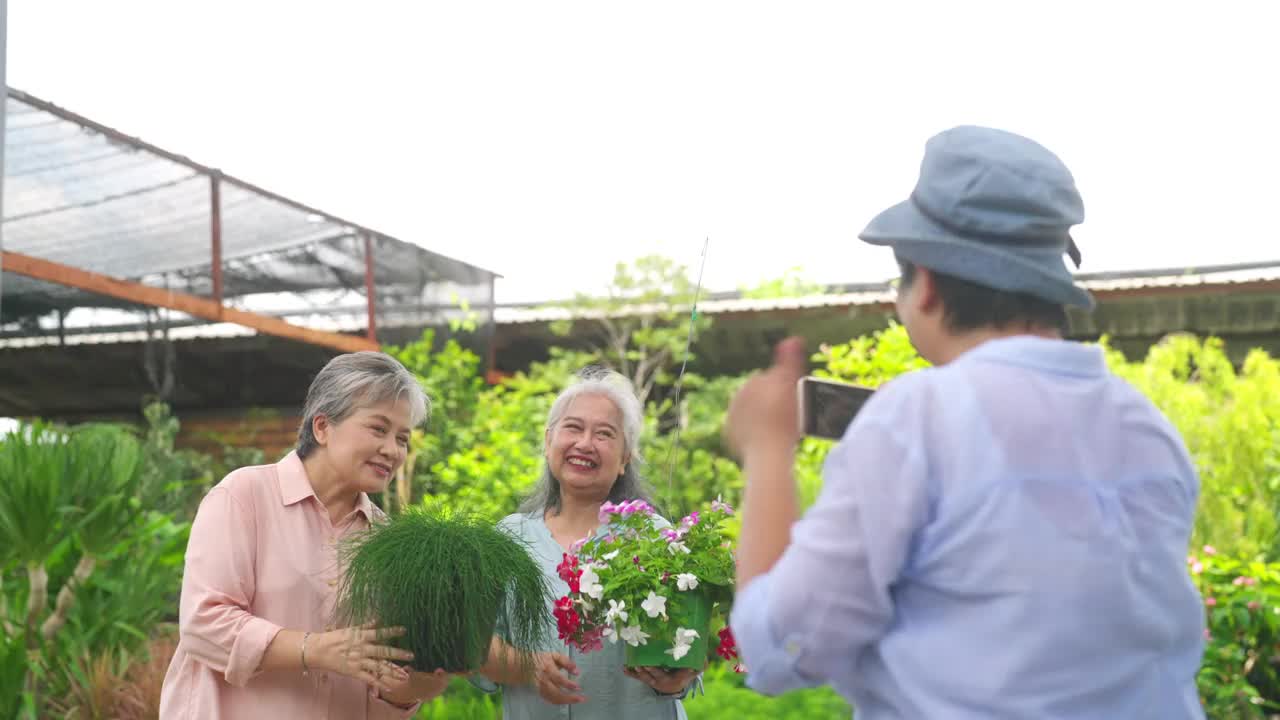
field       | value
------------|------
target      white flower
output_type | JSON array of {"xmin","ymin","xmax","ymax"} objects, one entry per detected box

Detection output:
[
  {"xmin": 664, "ymin": 627, "xmax": 700, "ymax": 660},
  {"xmin": 579, "ymin": 566, "xmax": 604, "ymax": 600},
  {"xmin": 641, "ymin": 591, "xmax": 668, "ymax": 619},
  {"xmin": 667, "ymin": 541, "xmax": 691, "ymax": 555},
  {"xmin": 601, "ymin": 549, "xmax": 620, "ymax": 561},
  {"xmin": 620, "ymin": 624, "xmax": 650, "ymax": 647},
  {"xmin": 676, "ymin": 573, "xmax": 699, "ymax": 591},
  {"xmin": 605, "ymin": 599, "xmax": 628, "ymax": 624},
  {"xmin": 603, "ymin": 626, "xmax": 618, "ymax": 644}
]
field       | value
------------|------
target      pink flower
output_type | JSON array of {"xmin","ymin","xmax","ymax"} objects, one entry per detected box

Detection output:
[
  {"xmin": 1204, "ymin": 628, "xmax": 1211, "ymax": 640},
  {"xmin": 660, "ymin": 528, "xmax": 680, "ymax": 542},
  {"xmin": 711, "ymin": 498, "xmax": 735, "ymax": 516},
  {"xmin": 1249, "ymin": 601, "xmax": 1262, "ymax": 611},
  {"xmin": 1206, "ymin": 597, "xmax": 1217, "ymax": 607},
  {"xmin": 1191, "ymin": 562, "xmax": 1203, "ymax": 575},
  {"xmin": 1203, "ymin": 545, "xmax": 1217, "ymax": 556},
  {"xmin": 681, "ymin": 511, "xmax": 701, "ymax": 528}
]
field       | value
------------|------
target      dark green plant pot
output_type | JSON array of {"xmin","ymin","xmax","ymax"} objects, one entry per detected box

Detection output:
[{"xmin": 624, "ymin": 591, "xmax": 711, "ymax": 670}]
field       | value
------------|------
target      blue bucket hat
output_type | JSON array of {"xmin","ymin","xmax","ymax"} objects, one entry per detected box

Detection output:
[{"xmin": 859, "ymin": 125, "xmax": 1094, "ymax": 309}]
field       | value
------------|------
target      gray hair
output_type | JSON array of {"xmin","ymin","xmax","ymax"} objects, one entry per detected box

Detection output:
[
  {"xmin": 519, "ymin": 366, "xmax": 657, "ymax": 516},
  {"xmin": 296, "ymin": 351, "xmax": 430, "ymax": 459}
]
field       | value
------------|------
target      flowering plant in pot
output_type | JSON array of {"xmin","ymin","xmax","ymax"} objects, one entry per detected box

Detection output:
[
  {"xmin": 553, "ymin": 497, "xmax": 745, "ymax": 671},
  {"xmin": 334, "ymin": 506, "xmax": 553, "ymax": 674}
]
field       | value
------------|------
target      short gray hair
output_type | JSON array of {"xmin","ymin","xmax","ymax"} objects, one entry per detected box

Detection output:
[
  {"xmin": 519, "ymin": 366, "xmax": 657, "ymax": 516},
  {"xmin": 296, "ymin": 351, "xmax": 430, "ymax": 459}
]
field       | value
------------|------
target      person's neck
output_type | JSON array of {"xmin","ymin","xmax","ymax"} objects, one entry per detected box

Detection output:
[
  {"xmin": 546, "ymin": 493, "xmax": 605, "ymax": 547},
  {"xmin": 301, "ymin": 452, "xmax": 360, "ymax": 525},
  {"xmin": 934, "ymin": 325, "xmax": 1062, "ymax": 365}
]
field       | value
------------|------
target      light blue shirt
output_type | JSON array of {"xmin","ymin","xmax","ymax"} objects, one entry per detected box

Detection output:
[{"xmin": 730, "ymin": 336, "xmax": 1207, "ymax": 719}]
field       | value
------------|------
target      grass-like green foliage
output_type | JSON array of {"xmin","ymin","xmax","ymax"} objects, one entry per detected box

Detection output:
[{"xmin": 334, "ymin": 507, "xmax": 552, "ymax": 673}]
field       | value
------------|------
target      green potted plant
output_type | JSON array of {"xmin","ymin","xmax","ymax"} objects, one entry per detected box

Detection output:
[
  {"xmin": 334, "ymin": 506, "xmax": 552, "ymax": 673},
  {"xmin": 553, "ymin": 498, "xmax": 745, "ymax": 671}
]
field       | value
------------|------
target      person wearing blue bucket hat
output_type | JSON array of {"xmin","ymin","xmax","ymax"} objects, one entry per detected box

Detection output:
[{"xmin": 724, "ymin": 126, "xmax": 1207, "ymax": 718}]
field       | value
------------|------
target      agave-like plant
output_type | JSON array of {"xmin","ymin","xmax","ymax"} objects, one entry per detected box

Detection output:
[
  {"xmin": 0, "ymin": 421, "xmax": 72, "ymax": 642},
  {"xmin": 41, "ymin": 423, "xmax": 145, "ymax": 639},
  {"xmin": 334, "ymin": 507, "xmax": 552, "ymax": 673},
  {"xmin": 0, "ymin": 420, "xmax": 144, "ymax": 710}
]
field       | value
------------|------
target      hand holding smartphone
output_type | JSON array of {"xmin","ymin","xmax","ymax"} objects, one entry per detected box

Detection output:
[{"xmin": 797, "ymin": 376, "xmax": 875, "ymax": 440}]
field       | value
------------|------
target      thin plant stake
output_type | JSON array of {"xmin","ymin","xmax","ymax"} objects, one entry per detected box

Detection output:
[{"xmin": 664, "ymin": 237, "xmax": 709, "ymax": 498}]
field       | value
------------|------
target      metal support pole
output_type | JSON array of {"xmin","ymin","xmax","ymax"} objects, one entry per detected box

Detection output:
[
  {"xmin": 485, "ymin": 275, "xmax": 497, "ymax": 378},
  {"xmin": 0, "ymin": 0, "xmax": 9, "ymax": 322},
  {"xmin": 364, "ymin": 232, "xmax": 377, "ymax": 343},
  {"xmin": 210, "ymin": 173, "xmax": 223, "ymax": 312}
]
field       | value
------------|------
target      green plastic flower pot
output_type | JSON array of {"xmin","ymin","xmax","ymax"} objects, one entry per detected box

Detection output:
[{"xmin": 624, "ymin": 591, "xmax": 712, "ymax": 670}]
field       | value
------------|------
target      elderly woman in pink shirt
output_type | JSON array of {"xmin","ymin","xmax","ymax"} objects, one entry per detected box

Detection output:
[{"xmin": 160, "ymin": 351, "xmax": 451, "ymax": 719}]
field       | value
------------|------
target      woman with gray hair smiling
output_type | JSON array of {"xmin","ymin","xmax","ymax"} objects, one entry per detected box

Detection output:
[
  {"xmin": 475, "ymin": 366, "xmax": 701, "ymax": 720},
  {"xmin": 160, "ymin": 351, "xmax": 453, "ymax": 719}
]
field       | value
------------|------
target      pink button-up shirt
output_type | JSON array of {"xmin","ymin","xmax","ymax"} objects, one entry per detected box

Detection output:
[{"xmin": 159, "ymin": 451, "xmax": 418, "ymax": 719}]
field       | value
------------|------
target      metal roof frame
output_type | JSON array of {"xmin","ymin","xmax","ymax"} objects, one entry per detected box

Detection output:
[{"xmin": 1, "ymin": 86, "xmax": 498, "ymax": 354}]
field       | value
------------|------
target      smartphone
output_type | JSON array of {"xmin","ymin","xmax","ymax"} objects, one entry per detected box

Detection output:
[{"xmin": 797, "ymin": 376, "xmax": 876, "ymax": 440}]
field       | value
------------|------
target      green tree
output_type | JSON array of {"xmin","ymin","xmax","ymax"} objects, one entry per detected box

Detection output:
[
  {"xmin": 545, "ymin": 254, "xmax": 713, "ymax": 406},
  {"xmin": 738, "ymin": 266, "xmax": 827, "ymax": 300}
]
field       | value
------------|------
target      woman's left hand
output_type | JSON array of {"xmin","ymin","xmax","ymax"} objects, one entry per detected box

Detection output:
[
  {"xmin": 376, "ymin": 668, "xmax": 455, "ymax": 707},
  {"xmin": 623, "ymin": 665, "xmax": 699, "ymax": 696}
]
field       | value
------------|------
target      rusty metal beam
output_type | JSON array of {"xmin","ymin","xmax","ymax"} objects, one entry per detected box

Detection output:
[{"xmin": 1, "ymin": 250, "xmax": 378, "ymax": 354}]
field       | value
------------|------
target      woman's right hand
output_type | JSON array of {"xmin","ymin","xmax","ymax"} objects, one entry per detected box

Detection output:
[
  {"xmin": 311, "ymin": 623, "xmax": 415, "ymax": 693},
  {"xmin": 532, "ymin": 652, "xmax": 586, "ymax": 705}
]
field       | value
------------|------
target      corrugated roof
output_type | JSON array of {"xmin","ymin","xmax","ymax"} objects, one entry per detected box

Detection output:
[{"xmin": 494, "ymin": 261, "xmax": 1280, "ymax": 324}]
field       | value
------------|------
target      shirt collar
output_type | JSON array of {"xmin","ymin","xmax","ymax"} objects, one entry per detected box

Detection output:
[
  {"xmin": 958, "ymin": 335, "xmax": 1107, "ymax": 378},
  {"xmin": 278, "ymin": 451, "xmax": 315, "ymax": 506},
  {"xmin": 278, "ymin": 450, "xmax": 378, "ymax": 523}
]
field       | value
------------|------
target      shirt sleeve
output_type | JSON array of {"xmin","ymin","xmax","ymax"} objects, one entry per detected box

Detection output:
[
  {"xmin": 729, "ymin": 401, "xmax": 931, "ymax": 696},
  {"xmin": 176, "ymin": 486, "xmax": 283, "ymax": 687}
]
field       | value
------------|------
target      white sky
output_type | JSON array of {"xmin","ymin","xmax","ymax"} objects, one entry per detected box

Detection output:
[{"xmin": 7, "ymin": 1, "xmax": 1279, "ymax": 304}]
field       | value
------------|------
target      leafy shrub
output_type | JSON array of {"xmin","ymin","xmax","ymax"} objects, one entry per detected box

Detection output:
[
  {"xmin": 1189, "ymin": 548, "xmax": 1280, "ymax": 717},
  {"xmin": 689, "ymin": 663, "xmax": 852, "ymax": 719}
]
